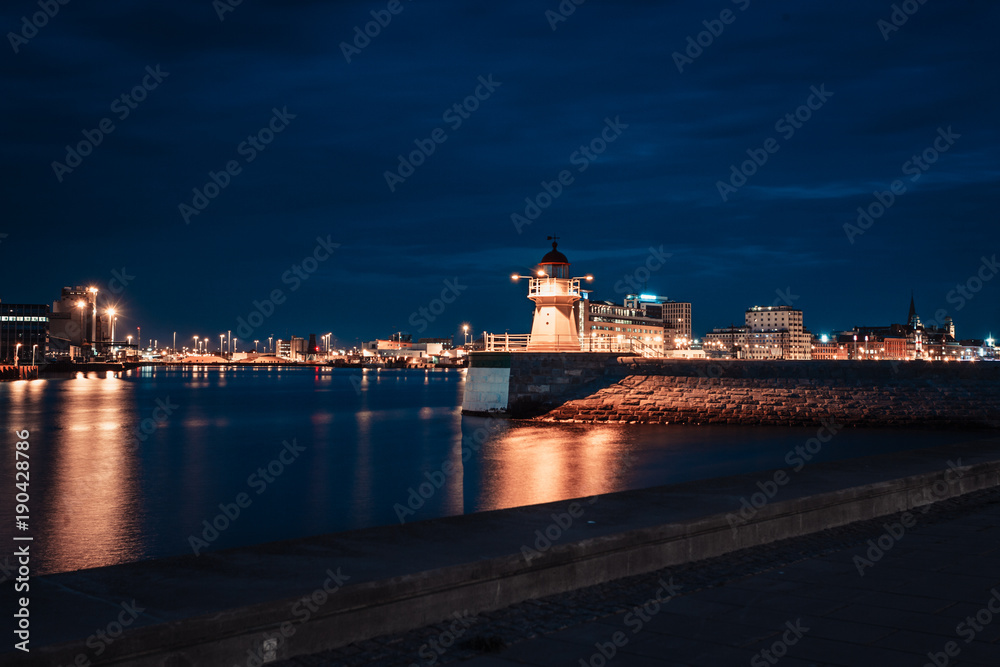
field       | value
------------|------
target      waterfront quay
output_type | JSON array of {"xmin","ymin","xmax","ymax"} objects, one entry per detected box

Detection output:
[{"xmin": 11, "ymin": 437, "xmax": 1000, "ymax": 666}]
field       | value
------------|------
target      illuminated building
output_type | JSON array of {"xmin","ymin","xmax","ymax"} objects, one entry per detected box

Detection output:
[
  {"xmin": 744, "ymin": 306, "xmax": 812, "ymax": 360},
  {"xmin": 704, "ymin": 325, "xmax": 747, "ymax": 358},
  {"xmin": 0, "ymin": 301, "xmax": 50, "ymax": 364},
  {"xmin": 48, "ymin": 286, "xmax": 106, "ymax": 359},
  {"xmin": 579, "ymin": 293, "xmax": 693, "ymax": 355}
]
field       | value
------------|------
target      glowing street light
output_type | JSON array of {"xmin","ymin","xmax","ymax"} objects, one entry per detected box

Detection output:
[
  {"xmin": 193, "ymin": 336, "xmax": 199, "ymax": 357},
  {"xmin": 107, "ymin": 308, "xmax": 117, "ymax": 356},
  {"xmin": 219, "ymin": 334, "xmax": 225, "ymax": 358},
  {"xmin": 14, "ymin": 343, "xmax": 22, "ymax": 367},
  {"xmin": 462, "ymin": 324, "xmax": 470, "ymax": 346},
  {"xmin": 32, "ymin": 344, "xmax": 37, "ymax": 365}
]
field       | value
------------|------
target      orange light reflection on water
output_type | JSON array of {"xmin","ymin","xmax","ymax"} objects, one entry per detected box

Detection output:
[
  {"xmin": 45, "ymin": 375, "xmax": 146, "ymax": 572},
  {"xmin": 476, "ymin": 424, "xmax": 632, "ymax": 511}
]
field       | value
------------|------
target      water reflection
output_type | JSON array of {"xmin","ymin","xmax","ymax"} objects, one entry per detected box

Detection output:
[
  {"xmin": 1, "ymin": 367, "xmax": 991, "ymax": 576},
  {"xmin": 469, "ymin": 423, "xmax": 633, "ymax": 511},
  {"xmin": 46, "ymin": 376, "xmax": 146, "ymax": 572}
]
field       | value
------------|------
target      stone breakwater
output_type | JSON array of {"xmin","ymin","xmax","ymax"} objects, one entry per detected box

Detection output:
[
  {"xmin": 463, "ymin": 353, "xmax": 1000, "ymax": 427},
  {"xmin": 536, "ymin": 359, "xmax": 1000, "ymax": 428}
]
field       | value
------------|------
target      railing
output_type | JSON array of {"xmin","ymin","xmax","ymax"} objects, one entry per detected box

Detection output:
[
  {"xmin": 527, "ymin": 277, "xmax": 581, "ymax": 298},
  {"xmin": 484, "ymin": 333, "xmax": 532, "ymax": 351},
  {"xmin": 484, "ymin": 333, "xmax": 661, "ymax": 358}
]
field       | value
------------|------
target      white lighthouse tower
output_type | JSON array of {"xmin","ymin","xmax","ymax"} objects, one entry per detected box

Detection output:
[{"xmin": 513, "ymin": 239, "xmax": 591, "ymax": 352}]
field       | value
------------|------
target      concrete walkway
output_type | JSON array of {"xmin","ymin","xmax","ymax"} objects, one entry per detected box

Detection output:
[{"xmin": 284, "ymin": 483, "xmax": 1000, "ymax": 666}]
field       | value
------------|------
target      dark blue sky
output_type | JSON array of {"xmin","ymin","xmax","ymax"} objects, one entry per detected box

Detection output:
[{"xmin": 2, "ymin": 0, "xmax": 998, "ymax": 348}]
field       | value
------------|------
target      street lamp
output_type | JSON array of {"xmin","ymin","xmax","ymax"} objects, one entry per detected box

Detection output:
[
  {"xmin": 219, "ymin": 334, "xmax": 225, "ymax": 358},
  {"xmin": 268, "ymin": 335, "xmax": 273, "ymax": 353},
  {"xmin": 233, "ymin": 338, "xmax": 238, "ymax": 354},
  {"xmin": 254, "ymin": 339, "xmax": 259, "ymax": 352},
  {"xmin": 126, "ymin": 335, "xmax": 132, "ymax": 359},
  {"xmin": 193, "ymin": 336, "xmax": 199, "ymax": 357},
  {"xmin": 107, "ymin": 308, "xmax": 117, "ymax": 357},
  {"xmin": 462, "ymin": 324, "xmax": 470, "ymax": 346},
  {"xmin": 14, "ymin": 343, "xmax": 22, "ymax": 367},
  {"xmin": 88, "ymin": 287, "xmax": 98, "ymax": 346},
  {"xmin": 32, "ymin": 344, "xmax": 37, "ymax": 365}
]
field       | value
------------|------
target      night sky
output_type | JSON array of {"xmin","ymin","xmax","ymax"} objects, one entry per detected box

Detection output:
[{"xmin": 1, "ymin": 0, "xmax": 998, "ymax": 349}]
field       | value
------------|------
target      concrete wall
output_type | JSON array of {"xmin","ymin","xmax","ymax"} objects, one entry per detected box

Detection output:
[
  {"xmin": 462, "ymin": 353, "xmax": 511, "ymax": 414},
  {"xmin": 464, "ymin": 352, "xmax": 628, "ymax": 417},
  {"xmin": 463, "ymin": 354, "xmax": 1000, "ymax": 427}
]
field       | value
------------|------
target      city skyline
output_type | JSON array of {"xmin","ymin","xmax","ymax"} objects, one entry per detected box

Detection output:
[{"xmin": 1, "ymin": 1, "xmax": 998, "ymax": 346}]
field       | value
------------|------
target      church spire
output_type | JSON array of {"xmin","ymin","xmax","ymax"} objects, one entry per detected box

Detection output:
[{"xmin": 908, "ymin": 291, "xmax": 917, "ymax": 324}]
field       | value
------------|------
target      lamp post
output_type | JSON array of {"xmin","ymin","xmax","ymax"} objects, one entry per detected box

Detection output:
[
  {"xmin": 463, "ymin": 324, "xmax": 470, "ymax": 346},
  {"xmin": 14, "ymin": 343, "xmax": 22, "ymax": 367},
  {"xmin": 88, "ymin": 287, "xmax": 98, "ymax": 345},
  {"xmin": 107, "ymin": 308, "xmax": 117, "ymax": 358},
  {"xmin": 219, "ymin": 334, "xmax": 225, "ymax": 358},
  {"xmin": 75, "ymin": 300, "xmax": 87, "ymax": 359},
  {"xmin": 233, "ymin": 338, "xmax": 238, "ymax": 354},
  {"xmin": 193, "ymin": 336, "xmax": 199, "ymax": 357},
  {"xmin": 254, "ymin": 339, "xmax": 259, "ymax": 353},
  {"xmin": 126, "ymin": 335, "xmax": 133, "ymax": 360},
  {"xmin": 268, "ymin": 335, "xmax": 273, "ymax": 353}
]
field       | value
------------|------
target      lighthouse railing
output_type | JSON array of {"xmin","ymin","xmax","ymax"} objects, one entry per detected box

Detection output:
[{"xmin": 527, "ymin": 277, "xmax": 581, "ymax": 297}]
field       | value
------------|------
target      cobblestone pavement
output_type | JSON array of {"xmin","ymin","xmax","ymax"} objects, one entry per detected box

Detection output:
[{"xmin": 277, "ymin": 485, "xmax": 1000, "ymax": 666}]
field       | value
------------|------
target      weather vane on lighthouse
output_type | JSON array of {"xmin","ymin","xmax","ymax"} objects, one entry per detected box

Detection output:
[{"xmin": 511, "ymin": 238, "xmax": 593, "ymax": 351}]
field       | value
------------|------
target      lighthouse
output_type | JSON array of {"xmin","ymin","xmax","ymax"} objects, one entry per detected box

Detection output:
[{"xmin": 513, "ymin": 239, "xmax": 591, "ymax": 352}]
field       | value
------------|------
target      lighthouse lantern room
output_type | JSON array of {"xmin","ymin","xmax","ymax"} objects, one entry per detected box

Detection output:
[{"xmin": 513, "ymin": 239, "xmax": 592, "ymax": 352}]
